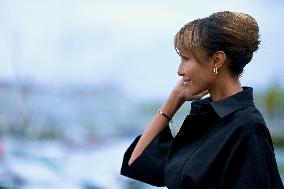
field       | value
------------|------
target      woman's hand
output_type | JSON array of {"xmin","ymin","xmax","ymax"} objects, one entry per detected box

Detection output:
[{"xmin": 172, "ymin": 79, "xmax": 209, "ymax": 103}]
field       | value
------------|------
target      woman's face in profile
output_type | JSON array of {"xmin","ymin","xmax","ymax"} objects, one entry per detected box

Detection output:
[{"xmin": 177, "ymin": 52, "xmax": 214, "ymax": 95}]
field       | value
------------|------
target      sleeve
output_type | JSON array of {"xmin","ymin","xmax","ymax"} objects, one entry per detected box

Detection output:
[
  {"xmin": 120, "ymin": 126, "xmax": 173, "ymax": 187},
  {"xmin": 220, "ymin": 134, "xmax": 284, "ymax": 189}
]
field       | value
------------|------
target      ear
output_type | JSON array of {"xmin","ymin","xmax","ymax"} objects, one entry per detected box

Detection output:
[{"xmin": 211, "ymin": 51, "xmax": 226, "ymax": 69}]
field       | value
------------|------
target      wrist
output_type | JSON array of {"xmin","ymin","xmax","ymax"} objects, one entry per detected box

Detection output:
[{"xmin": 160, "ymin": 92, "xmax": 185, "ymax": 119}]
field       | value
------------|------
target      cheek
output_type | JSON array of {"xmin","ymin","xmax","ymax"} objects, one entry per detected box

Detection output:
[
  {"xmin": 192, "ymin": 69, "xmax": 213, "ymax": 89},
  {"xmin": 184, "ymin": 64, "xmax": 197, "ymax": 76}
]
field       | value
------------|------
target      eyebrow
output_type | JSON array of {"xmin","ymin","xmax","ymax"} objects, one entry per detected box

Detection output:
[{"xmin": 181, "ymin": 55, "xmax": 189, "ymax": 59}]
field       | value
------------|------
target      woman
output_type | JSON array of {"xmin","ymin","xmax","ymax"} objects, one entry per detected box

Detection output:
[{"xmin": 120, "ymin": 11, "xmax": 284, "ymax": 189}]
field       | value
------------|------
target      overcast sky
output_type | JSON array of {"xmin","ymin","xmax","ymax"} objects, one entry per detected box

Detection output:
[{"xmin": 0, "ymin": 0, "xmax": 283, "ymax": 99}]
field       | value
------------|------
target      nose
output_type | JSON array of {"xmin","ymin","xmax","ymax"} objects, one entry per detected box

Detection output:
[{"xmin": 177, "ymin": 63, "xmax": 184, "ymax": 76}]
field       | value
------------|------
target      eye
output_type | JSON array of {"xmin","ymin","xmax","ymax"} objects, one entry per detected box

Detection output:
[{"xmin": 181, "ymin": 55, "xmax": 189, "ymax": 60}]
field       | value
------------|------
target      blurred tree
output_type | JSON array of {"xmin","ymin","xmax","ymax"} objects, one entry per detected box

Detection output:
[{"xmin": 264, "ymin": 85, "xmax": 284, "ymax": 118}]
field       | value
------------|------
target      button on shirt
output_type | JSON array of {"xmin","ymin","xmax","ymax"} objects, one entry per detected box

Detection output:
[{"xmin": 121, "ymin": 87, "xmax": 284, "ymax": 189}]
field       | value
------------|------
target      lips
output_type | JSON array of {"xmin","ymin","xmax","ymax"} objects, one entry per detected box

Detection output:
[
  {"xmin": 183, "ymin": 78, "xmax": 191, "ymax": 82},
  {"xmin": 183, "ymin": 79, "xmax": 191, "ymax": 86}
]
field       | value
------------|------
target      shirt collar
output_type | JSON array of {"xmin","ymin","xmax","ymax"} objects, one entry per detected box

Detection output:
[{"xmin": 190, "ymin": 87, "xmax": 254, "ymax": 118}]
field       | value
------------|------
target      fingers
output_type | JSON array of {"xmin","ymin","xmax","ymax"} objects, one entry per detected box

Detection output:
[
  {"xmin": 200, "ymin": 90, "xmax": 209, "ymax": 96},
  {"xmin": 192, "ymin": 90, "xmax": 209, "ymax": 100}
]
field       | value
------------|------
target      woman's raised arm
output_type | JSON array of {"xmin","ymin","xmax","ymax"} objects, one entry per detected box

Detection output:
[{"xmin": 128, "ymin": 79, "xmax": 208, "ymax": 165}]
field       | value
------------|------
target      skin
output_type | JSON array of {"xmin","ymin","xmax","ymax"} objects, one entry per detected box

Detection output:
[
  {"xmin": 128, "ymin": 50, "xmax": 243, "ymax": 165},
  {"xmin": 177, "ymin": 51, "xmax": 243, "ymax": 102}
]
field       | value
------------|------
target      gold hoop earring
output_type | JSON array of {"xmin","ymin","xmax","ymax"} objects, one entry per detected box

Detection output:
[{"xmin": 213, "ymin": 68, "xmax": 218, "ymax": 75}]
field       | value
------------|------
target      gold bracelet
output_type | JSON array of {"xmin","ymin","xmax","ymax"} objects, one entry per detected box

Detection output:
[{"xmin": 158, "ymin": 109, "xmax": 173, "ymax": 123}]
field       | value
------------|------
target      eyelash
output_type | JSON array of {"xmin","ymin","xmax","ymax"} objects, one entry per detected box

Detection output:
[{"xmin": 181, "ymin": 56, "xmax": 189, "ymax": 60}]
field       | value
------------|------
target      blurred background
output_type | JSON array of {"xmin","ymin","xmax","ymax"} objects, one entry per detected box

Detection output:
[{"xmin": 0, "ymin": 0, "xmax": 283, "ymax": 188}]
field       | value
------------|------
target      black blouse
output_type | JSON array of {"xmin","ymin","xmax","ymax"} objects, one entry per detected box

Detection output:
[{"xmin": 121, "ymin": 87, "xmax": 284, "ymax": 189}]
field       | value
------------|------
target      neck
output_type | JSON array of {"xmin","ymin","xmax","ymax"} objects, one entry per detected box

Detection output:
[{"xmin": 209, "ymin": 76, "xmax": 242, "ymax": 102}]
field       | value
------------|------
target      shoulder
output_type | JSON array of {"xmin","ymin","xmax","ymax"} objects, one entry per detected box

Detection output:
[{"xmin": 224, "ymin": 105, "xmax": 271, "ymax": 141}]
